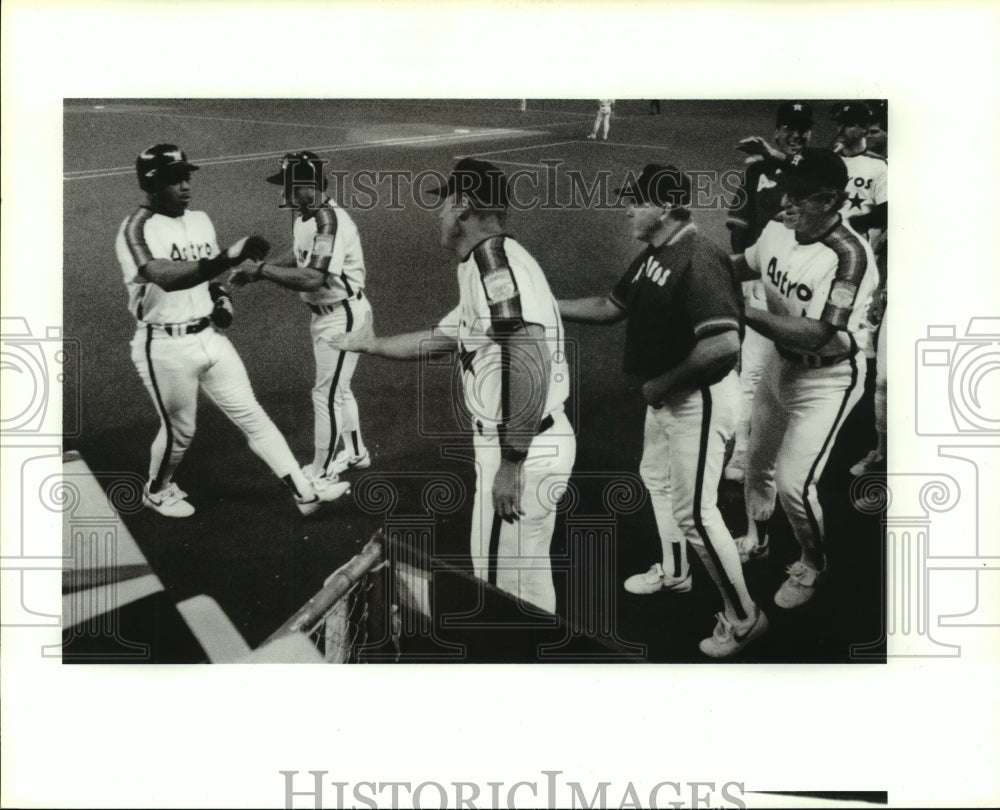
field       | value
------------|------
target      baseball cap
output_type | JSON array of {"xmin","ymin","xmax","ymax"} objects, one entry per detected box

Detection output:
[
  {"xmin": 832, "ymin": 100, "xmax": 873, "ymax": 126},
  {"xmin": 136, "ymin": 144, "xmax": 198, "ymax": 188},
  {"xmin": 615, "ymin": 164, "xmax": 692, "ymax": 208},
  {"xmin": 777, "ymin": 148, "xmax": 848, "ymax": 196},
  {"xmin": 266, "ymin": 150, "xmax": 325, "ymax": 185},
  {"xmin": 775, "ymin": 100, "xmax": 813, "ymax": 131},
  {"xmin": 427, "ymin": 158, "xmax": 509, "ymax": 209},
  {"xmin": 867, "ymin": 99, "xmax": 888, "ymax": 128}
]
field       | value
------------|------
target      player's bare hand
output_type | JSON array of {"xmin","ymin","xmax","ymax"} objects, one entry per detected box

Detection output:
[
  {"xmin": 328, "ymin": 310, "xmax": 375, "ymax": 353},
  {"xmin": 492, "ymin": 459, "xmax": 526, "ymax": 523},
  {"xmin": 737, "ymin": 136, "xmax": 783, "ymax": 161},
  {"xmin": 229, "ymin": 261, "xmax": 263, "ymax": 288},
  {"xmin": 642, "ymin": 378, "xmax": 669, "ymax": 409},
  {"xmin": 225, "ymin": 235, "xmax": 271, "ymax": 265}
]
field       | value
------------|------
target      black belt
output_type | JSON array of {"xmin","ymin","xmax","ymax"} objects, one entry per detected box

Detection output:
[
  {"xmin": 776, "ymin": 344, "xmax": 850, "ymax": 368},
  {"xmin": 309, "ymin": 290, "xmax": 364, "ymax": 315},
  {"xmin": 476, "ymin": 413, "xmax": 555, "ymax": 437},
  {"xmin": 146, "ymin": 317, "xmax": 211, "ymax": 336}
]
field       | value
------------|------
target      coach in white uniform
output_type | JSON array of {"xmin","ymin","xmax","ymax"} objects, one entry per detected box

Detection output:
[
  {"xmin": 734, "ymin": 148, "xmax": 877, "ymax": 609},
  {"xmin": 116, "ymin": 143, "xmax": 348, "ymax": 518},
  {"xmin": 329, "ymin": 158, "xmax": 575, "ymax": 613},
  {"xmin": 231, "ymin": 151, "xmax": 372, "ymax": 486}
]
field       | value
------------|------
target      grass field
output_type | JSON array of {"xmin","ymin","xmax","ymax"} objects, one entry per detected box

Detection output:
[{"xmin": 62, "ymin": 98, "xmax": 884, "ymax": 661}]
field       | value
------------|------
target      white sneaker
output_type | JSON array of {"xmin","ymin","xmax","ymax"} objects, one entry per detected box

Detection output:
[
  {"xmin": 143, "ymin": 482, "xmax": 195, "ymax": 518},
  {"xmin": 774, "ymin": 561, "xmax": 824, "ymax": 609},
  {"xmin": 296, "ymin": 479, "xmax": 351, "ymax": 516},
  {"xmin": 723, "ymin": 450, "xmax": 746, "ymax": 483},
  {"xmin": 850, "ymin": 449, "xmax": 885, "ymax": 477},
  {"xmin": 624, "ymin": 563, "xmax": 692, "ymax": 595},
  {"xmin": 329, "ymin": 447, "xmax": 371, "ymax": 476},
  {"xmin": 735, "ymin": 533, "xmax": 770, "ymax": 564},
  {"xmin": 587, "ymin": 134, "xmax": 596, "ymax": 140},
  {"xmin": 699, "ymin": 606, "xmax": 769, "ymax": 658}
]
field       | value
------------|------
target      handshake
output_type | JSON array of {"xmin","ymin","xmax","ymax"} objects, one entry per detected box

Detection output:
[
  {"xmin": 200, "ymin": 235, "xmax": 270, "ymax": 281},
  {"xmin": 224, "ymin": 235, "xmax": 270, "ymax": 265}
]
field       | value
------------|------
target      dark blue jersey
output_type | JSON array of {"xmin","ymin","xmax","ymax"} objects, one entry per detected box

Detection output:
[{"xmin": 611, "ymin": 225, "xmax": 742, "ymax": 381}]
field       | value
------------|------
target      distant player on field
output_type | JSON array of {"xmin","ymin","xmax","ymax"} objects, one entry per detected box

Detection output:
[{"xmin": 588, "ymin": 99, "xmax": 614, "ymax": 141}]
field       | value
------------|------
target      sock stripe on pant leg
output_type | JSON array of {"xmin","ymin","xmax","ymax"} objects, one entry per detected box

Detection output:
[
  {"xmin": 488, "ymin": 512, "xmax": 503, "ymax": 587},
  {"xmin": 802, "ymin": 339, "xmax": 860, "ymax": 551},
  {"xmin": 322, "ymin": 302, "xmax": 354, "ymax": 471},
  {"xmin": 145, "ymin": 325, "xmax": 173, "ymax": 490},
  {"xmin": 694, "ymin": 385, "xmax": 746, "ymax": 620}
]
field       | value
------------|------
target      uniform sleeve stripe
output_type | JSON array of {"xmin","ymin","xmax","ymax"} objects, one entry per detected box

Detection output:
[
  {"xmin": 473, "ymin": 236, "xmax": 523, "ymax": 324},
  {"xmin": 693, "ymin": 317, "xmax": 739, "ymax": 336},
  {"xmin": 315, "ymin": 206, "xmax": 338, "ymax": 236},
  {"xmin": 124, "ymin": 208, "xmax": 154, "ymax": 267},
  {"xmin": 822, "ymin": 225, "xmax": 868, "ymax": 287},
  {"xmin": 307, "ymin": 206, "xmax": 338, "ymax": 273},
  {"xmin": 820, "ymin": 224, "xmax": 869, "ymax": 328}
]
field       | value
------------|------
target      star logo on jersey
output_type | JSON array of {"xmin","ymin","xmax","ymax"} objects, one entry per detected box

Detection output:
[
  {"xmin": 848, "ymin": 193, "xmax": 865, "ymax": 210},
  {"xmin": 793, "ymin": 103, "xmax": 803, "ymax": 111}
]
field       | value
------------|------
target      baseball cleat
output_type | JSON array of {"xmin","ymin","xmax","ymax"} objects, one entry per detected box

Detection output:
[
  {"xmin": 774, "ymin": 561, "xmax": 824, "ymax": 609},
  {"xmin": 735, "ymin": 533, "xmax": 770, "ymax": 565},
  {"xmin": 295, "ymin": 480, "xmax": 351, "ymax": 516},
  {"xmin": 329, "ymin": 447, "xmax": 371, "ymax": 476},
  {"xmin": 849, "ymin": 449, "xmax": 885, "ymax": 477},
  {"xmin": 723, "ymin": 450, "xmax": 746, "ymax": 483},
  {"xmin": 315, "ymin": 477, "xmax": 351, "ymax": 502},
  {"xmin": 296, "ymin": 495, "xmax": 323, "ymax": 517},
  {"xmin": 624, "ymin": 563, "xmax": 692, "ymax": 595},
  {"xmin": 699, "ymin": 606, "xmax": 769, "ymax": 659},
  {"xmin": 143, "ymin": 482, "xmax": 195, "ymax": 518}
]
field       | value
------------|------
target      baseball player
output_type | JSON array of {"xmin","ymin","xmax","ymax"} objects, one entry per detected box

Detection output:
[
  {"xmin": 724, "ymin": 100, "xmax": 814, "ymax": 484},
  {"xmin": 851, "ymin": 101, "xmax": 888, "ymax": 478},
  {"xmin": 116, "ymin": 144, "xmax": 349, "ymax": 518},
  {"xmin": 230, "ymin": 151, "xmax": 371, "ymax": 487},
  {"xmin": 559, "ymin": 164, "xmax": 767, "ymax": 659},
  {"xmin": 588, "ymin": 99, "xmax": 614, "ymax": 141},
  {"xmin": 831, "ymin": 101, "xmax": 887, "ymax": 240},
  {"xmin": 329, "ymin": 158, "xmax": 575, "ymax": 614},
  {"xmin": 733, "ymin": 148, "xmax": 878, "ymax": 608}
]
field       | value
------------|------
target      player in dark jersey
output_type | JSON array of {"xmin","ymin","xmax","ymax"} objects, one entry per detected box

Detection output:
[{"xmin": 559, "ymin": 163, "xmax": 767, "ymax": 658}]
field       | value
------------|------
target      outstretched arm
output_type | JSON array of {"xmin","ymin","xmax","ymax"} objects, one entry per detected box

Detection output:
[
  {"xmin": 140, "ymin": 236, "xmax": 270, "ymax": 292},
  {"xmin": 558, "ymin": 295, "xmax": 626, "ymax": 324},
  {"xmin": 327, "ymin": 311, "xmax": 457, "ymax": 360}
]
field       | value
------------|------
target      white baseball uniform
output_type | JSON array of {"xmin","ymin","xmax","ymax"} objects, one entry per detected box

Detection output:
[
  {"xmin": 742, "ymin": 216, "xmax": 877, "ymax": 554},
  {"xmin": 840, "ymin": 150, "xmax": 887, "ymax": 225},
  {"xmin": 116, "ymin": 206, "xmax": 303, "ymax": 493},
  {"xmin": 590, "ymin": 99, "xmax": 614, "ymax": 139},
  {"xmin": 436, "ymin": 235, "xmax": 575, "ymax": 613},
  {"xmin": 292, "ymin": 200, "xmax": 371, "ymax": 475}
]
